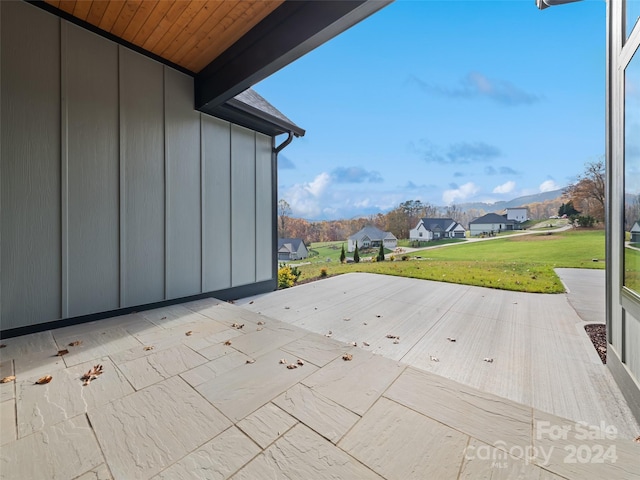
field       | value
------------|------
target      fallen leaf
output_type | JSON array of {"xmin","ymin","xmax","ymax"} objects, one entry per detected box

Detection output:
[
  {"xmin": 56, "ymin": 349, "xmax": 69, "ymax": 356},
  {"xmin": 284, "ymin": 306, "xmax": 290, "ymax": 310},
  {"xmin": 279, "ymin": 358, "xmax": 288, "ymax": 364},
  {"xmin": 68, "ymin": 340, "xmax": 82, "ymax": 347},
  {"xmin": 286, "ymin": 364, "xmax": 298, "ymax": 369},
  {"xmin": 483, "ymin": 358, "xmax": 494, "ymax": 363},
  {"xmin": 376, "ymin": 314, "xmax": 382, "ymax": 318},
  {"xmin": 246, "ymin": 359, "xmax": 255, "ymax": 364},
  {"xmin": 227, "ymin": 300, "xmax": 236, "ymax": 304},
  {"xmin": 325, "ymin": 331, "xmax": 332, "ymax": 337},
  {"xmin": 257, "ymin": 321, "xmax": 265, "ymax": 325},
  {"xmin": 447, "ymin": 337, "xmax": 456, "ymax": 342},
  {"xmin": 81, "ymin": 364, "xmax": 103, "ymax": 386},
  {"xmin": 1, "ymin": 376, "xmax": 16, "ymax": 383},
  {"xmin": 393, "ymin": 339, "xmax": 400, "ymax": 344},
  {"xmin": 257, "ymin": 327, "xmax": 264, "ymax": 331},
  {"xmin": 35, "ymin": 375, "xmax": 53, "ymax": 385},
  {"xmin": 224, "ymin": 340, "xmax": 232, "ymax": 346},
  {"xmin": 363, "ymin": 322, "xmax": 368, "ymax": 325},
  {"xmin": 363, "ymin": 342, "xmax": 370, "ymax": 347},
  {"xmin": 386, "ymin": 334, "xmax": 399, "ymax": 339},
  {"xmin": 161, "ymin": 316, "xmax": 167, "ymax": 320},
  {"xmin": 143, "ymin": 346, "xmax": 154, "ymax": 351},
  {"xmin": 231, "ymin": 323, "xmax": 244, "ymax": 329},
  {"xmin": 296, "ymin": 359, "xmax": 304, "ymax": 366},
  {"xmin": 635, "ymin": 436, "xmax": 640, "ymax": 443},
  {"xmin": 430, "ymin": 355, "xmax": 439, "ymax": 362},
  {"xmin": 350, "ymin": 341, "xmax": 357, "ymax": 347},
  {"xmin": 185, "ymin": 331, "xmax": 193, "ymax": 336},
  {"xmin": 0, "ymin": 344, "xmax": 6, "ymax": 348},
  {"xmin": 342, "ymin": 353, "xmax": 353, "ymax": 361},
  {"xmin": 249, "ymin": 301, "xmax": 254, "ymax": 305},
  {"xmin": 343, "ymin": 317, "xmax": 351, "ymax": 321}
]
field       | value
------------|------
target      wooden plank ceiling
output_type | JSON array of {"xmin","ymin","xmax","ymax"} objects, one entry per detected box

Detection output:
[{"xmin": 43, "ymin": 0, "xmax": 284, "ymax": 73}]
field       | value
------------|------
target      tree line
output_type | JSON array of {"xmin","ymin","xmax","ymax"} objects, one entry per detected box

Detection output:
[{"xmin": 278, "ymin": 159, "xmax": 606, "ymax": 243}]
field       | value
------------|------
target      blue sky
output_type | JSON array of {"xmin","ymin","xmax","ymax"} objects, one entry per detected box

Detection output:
[{"xmin": 255, "ymin": 0, "xmax": 606, "ymax": 220}]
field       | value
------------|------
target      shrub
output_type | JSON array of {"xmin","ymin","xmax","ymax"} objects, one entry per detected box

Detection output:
[
  {"xmin": 354, "ymin": 244, "xmax": 360, "ymax": 263},
  {"xmin": 340, "ymin": 244, "xmax": 346, "ymax": 264},
  {"xmin": 278, "ymin": 265, "xmax": 297, "ymax": 289},
  {"xmin": 575, "ymin": 215, "xmax": 596, "ymax": 228},
  {"xmin": 377, "ymin": 244, "xmax": 385, "ymax": 262},
  {"xmin": 320, "ymin": 267, "xmax": 328, "ymax": 278},
  {"xmin": 390, "ymin": 255, "xmax": 395, "ymax": 261},
  {"xmin": 402, "ymin": 255, "xmax": 409, "ymax": 261}
]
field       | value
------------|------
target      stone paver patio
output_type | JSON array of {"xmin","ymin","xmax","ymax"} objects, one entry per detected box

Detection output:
[{"xmin": 1, "ymin": 273, "xmax": 639, "ymax": 479}]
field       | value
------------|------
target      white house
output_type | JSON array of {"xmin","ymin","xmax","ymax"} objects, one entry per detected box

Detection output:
[
  {"xmin": 409, "ymin": 218, "xmax": 466, "ymax": 241},
  {"xmin": 506, "ymin": 207, "xmax": 529, "ymax": 223},
  {"xmin": 277, "ymin": 238, "xmax": 309, "ymax": 261},
  {"xmin": 347, "ymin": 226, "xmax": 397, "ymax": 253},
  {"xmin": 469, "ymin": 213, "xmax": 517, "ymax": 236}
]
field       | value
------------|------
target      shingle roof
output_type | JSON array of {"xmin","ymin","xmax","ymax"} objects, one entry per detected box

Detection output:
[
  {"xmin": 349, "ymin": 226, "xmax": 396, "ymax": 241},
  {"xmin": 469, "ymin": 213, "xmax": 515, "ymax": 224},
  {"xmin": 420, "ymin": 218, "xmax": 457, "ymax": 232},
  {"xmin": 278, "ymin": 238, "xmax": 306, "ymax": 252}
]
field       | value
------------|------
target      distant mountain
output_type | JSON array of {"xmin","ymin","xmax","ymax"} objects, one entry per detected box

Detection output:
[{"xmin": 452, "ymin": 189, "xmax": 565, "ymax": 212}]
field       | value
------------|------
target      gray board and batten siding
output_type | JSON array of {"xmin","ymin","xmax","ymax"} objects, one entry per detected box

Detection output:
[{"xmin": 0, "ymin": 1, "xmax": 276, "ymax": 334}]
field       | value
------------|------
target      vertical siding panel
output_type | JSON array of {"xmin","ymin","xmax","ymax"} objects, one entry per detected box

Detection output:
[
  {"xmin": 231, "ymin": 125, "xmax": 256, "ymax": 287},
  {"xmin": 0, "ymin": 1, "xmax": 61, "ymax": 329},
  {"xmin": 66, "ymin": 24, "xmax": 119, "ymax": 317},
  {"xmin": 202, "ymin": 116, "xmax": 231, "ymax": 290},
  {"xmin": 120, "ymin": 48, "xmax": 165, "ymax": 307},
  {"xmin": 165, "ymin": 68, "xmax": 202, "ymax": 298},
  {"xmin": 255, "ymin": 134, "xmax": 273, "ymax": 282}
]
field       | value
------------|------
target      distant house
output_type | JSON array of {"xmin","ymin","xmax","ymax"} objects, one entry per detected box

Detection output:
[
  {"xmin": 631, "ymin": 222, "xmax": 640, "ymax": 244},
  {"xmin": 409, "ymin": 218, "xmax": 466, "ymax": 241},
  {"xmin": 506, "ymin": 207, "xmax": 529, "ymax": 223},
  {"xmin": 277, "ymin": 238, "xmax": 309, "ymax": 261},
  {"xmin": 347, "ymin": 226, "xmax": 397, "ymax": 253},
  {"xmin": 469, "ymin": 213, "xmax": 517, "ymax": 236}
]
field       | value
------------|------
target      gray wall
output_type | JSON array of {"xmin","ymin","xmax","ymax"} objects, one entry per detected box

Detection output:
[{"xmin": 0, "ymin": 1, "xmax": 275, "ymax": 331}]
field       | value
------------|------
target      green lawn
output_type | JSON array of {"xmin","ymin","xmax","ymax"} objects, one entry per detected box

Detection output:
[
  {"xmin": 307, "ymin": 241, "xmax": 392, "ymax": 263},
  {"xmin": 295, "ymin": 229, "xmax": 605, "ymax": 294}
]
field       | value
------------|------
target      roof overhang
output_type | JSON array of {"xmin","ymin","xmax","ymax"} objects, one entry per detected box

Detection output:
[{"xmin": 32, "ymin": 0, "xmax": 391, "ymax": 114}]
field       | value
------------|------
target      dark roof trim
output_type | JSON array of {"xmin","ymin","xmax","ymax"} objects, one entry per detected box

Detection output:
[
  {"xmin": 26, "ymin": 0, "xmax": 194, "ymax": 77},
  {"xmin": 195, "ymin": 0, "xmax": 391, "ymax": 110}
]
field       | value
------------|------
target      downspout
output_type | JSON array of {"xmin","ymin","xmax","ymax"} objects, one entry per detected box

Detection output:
[
  {"xmin": 271, "ymin": 131, "xmax": 296, "ymax": 288},
  {"xmin": 274, "ymin": 131, "xmax": 294, "ymax": 155}
]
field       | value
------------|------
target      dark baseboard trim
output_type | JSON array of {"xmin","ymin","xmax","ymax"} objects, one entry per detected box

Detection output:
[
  {"xmin": 0, "ymin": 280, "xmax": 277, "ymax": 339},
  {"xmin": 607, "ymin": 345, "xmax": 640, "ymax": 425}
]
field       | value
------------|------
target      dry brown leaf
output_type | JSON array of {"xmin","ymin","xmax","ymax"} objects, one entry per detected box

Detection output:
[
  {"xmin": 1, "ymin": 376, "xmax": 16, "ymax": 383},
  {"xmin": 483, "ymin": 358, "xmax": 494, "ymax": 363},
  {"xmin": 342, "ymin": 353, "xmax": 353, "ymax": 361},
  {"xmin": 286, "ymin": 364, "xmax": 298, "ymax": 369},
  {"xmin": 634, "ymin": 436, "xmax": 640, "ymax": 443},
  {"xmin": 350, "ymin": 341, "xmax": 357, "ymax": 347},
  {"xmin": 296, "ymin": 359, "xmax": 304, "ymax": 366},
  {"xmin": 249, "ymin": 301, "xmax": 254, "ymax": 305},
  {"xmin": 224, "ymin": 340, "xmax": 232, "ymax": 346},
  {"xmin": 81, "ymin": 364, "xmax": 103, "ymax": 386},
  {"xmin": 56, "ymin": 349, "xmax": 69, "ymax": 356},
  {"xmin": 257, "ymin": 321, "xmax": 265, "ymax": 325},
  {"xmin": 143, "ymin": 346, "xmax": 154, "ymax": 351},
  {"xmin": 231, "ymin": 323, "xmax": 244, "ymax": 330},
  {"xmin": 227, "ymin": 300, "xmax": 236, "ymax": 304},
  {"xmin": 393, "ymin": 339, "xmax": 400, "ymax": 344},
  {"xmin": 185, "ymin": 331, "xmax": 193, "ymax": 336},
  {"xmin": 246, "ymin": 359, "xmax": 255, "ymax": 364},
  {"xmin": 35, "ymin": 375, "xmax": 53, "ymax": 385},
  {"xmin": 68, "ymin": 340, "xmax": 82, "ymax": 347},
  {"xmin": 386, "ymin": 334, "xmax": 398, "ymax": 339},
  {"xmin": 256, "ymin": 327, "xmax": 264, "ymax": 331},
  {"xmin": 447, "ymin": 337, "xmax": 456, "ymax": 342},
  {"xmin": 343, "ymin": 317, "xmax": 351, "ymax": 321},
  {"xmin": 161, "ymin": 316, "xmax": 167, "ymax": 320},
  {"xmin": 363, "ymin": 342, "xmax": 370, "ymax": 347},
  {"xmin": 430, "ymin": 355, "xmax": 439, "ymax": 362},
  {"xmin": 325, "ymin": 331, "xmax": 332, "ymax": 337},
  {"xmin": 279, "ymin": 358, "xmax": 288, "ymax": 364},
  {"xmin": 376, "ymin": 314, "xmax": 382, "ymax": 318},
  {"xmin": 0, "ymin": 344, "xmax": 6, "ymax": 348}
]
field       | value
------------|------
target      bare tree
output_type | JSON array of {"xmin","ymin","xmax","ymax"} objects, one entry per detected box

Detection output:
[
  {"xmin": 278, "ymin": 199, "xmax": 291, "ymax": 237},
  {"xmin": 564, "ymin": 159, "xmax": 605, "ymax": 221}
]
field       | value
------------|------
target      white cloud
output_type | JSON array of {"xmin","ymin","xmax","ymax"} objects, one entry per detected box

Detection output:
[
  {"xmin": 442, "ymin": 182, "xmax": 479, "ymax": 205},
  {"xmin": 492, "ymin": 180, "xmax": 516, "ymax": 194},
  {"xmin": 539, "ymin": 180, "xmax": 560, "ymax": 192},
  {"xmin": 286, "ymin": 172, "xmax": 332, "ymax": 218}
]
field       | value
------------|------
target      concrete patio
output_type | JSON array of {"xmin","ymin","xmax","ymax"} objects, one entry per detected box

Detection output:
[{"xmin": 1, "ymin": 272, "xmax": 639, "ymax": 479}]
